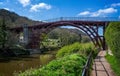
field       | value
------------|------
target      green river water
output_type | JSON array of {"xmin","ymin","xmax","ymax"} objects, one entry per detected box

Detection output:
[{"xmin": 0, "ymin": 51, "xmax": 56, "ymax": 76}]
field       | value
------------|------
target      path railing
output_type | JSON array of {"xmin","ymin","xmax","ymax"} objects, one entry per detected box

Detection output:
[
  {"xmin": 44, "ymin": 17, "xmax": 120, "ymax": 22},
  {"xmin": 82, "ymin": 51, "xmax": 93, "ymax": 76}
]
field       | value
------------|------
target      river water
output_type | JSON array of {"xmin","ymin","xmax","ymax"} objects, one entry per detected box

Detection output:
[{"xmin": 0, "ymin": 51, "xmax": 56, "ymax": 76}]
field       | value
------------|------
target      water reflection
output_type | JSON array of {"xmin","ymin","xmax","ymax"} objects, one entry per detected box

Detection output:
[{"xmin": 0, "ymin": 52, "xmax": 56, "ymax": 76}]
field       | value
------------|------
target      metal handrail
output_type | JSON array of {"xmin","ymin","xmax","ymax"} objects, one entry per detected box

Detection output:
[
  {"xmin": 44, "ymin": 17, "xmax": 120, "ymax": 22},
  {"xmin": 82, "ymin": 51, "xmax": 93, "ymax": 76}
]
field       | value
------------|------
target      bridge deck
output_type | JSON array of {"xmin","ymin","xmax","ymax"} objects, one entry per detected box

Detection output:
[
  {"xmin": 9, "ymin": 17, "xmax": 120, "ymax": 30},
  {"xmin": 44, "ymin": 17, "xmax": 120, "ymax": 22}
]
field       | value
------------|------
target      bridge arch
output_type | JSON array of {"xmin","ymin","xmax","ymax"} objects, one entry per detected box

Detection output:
[
  {"xmin": 43, "ymin": 22, "xmax": 101, "ymax": 48},
  {"xmin": 44, "ymin": 25, "xmax": 96, "ymax": 45},
  {"xmin": 9, "ymin": 17, "xmax": 111, "ymax": 50}
]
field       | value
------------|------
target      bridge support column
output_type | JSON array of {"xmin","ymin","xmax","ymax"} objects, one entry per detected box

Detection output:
[
  {"xmin": 23, "ymin": 24, "xmax": 29, "ymax": 47},
  {"xmin": 26, "ymin": 29, "xmax": 43, "ymax": 49},
  {"xmin": 102, "ymin": 23, "xmax": 108, "ymax": 50}
]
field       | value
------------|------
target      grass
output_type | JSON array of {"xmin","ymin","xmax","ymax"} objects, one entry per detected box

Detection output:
[
  {"xmin": 17, "ymin": 54, "xmax": 87, "ymax": 76},
  {"xmin": 56, "ymin": 42, "xmax": 95, "ymax": 58},
  {"xmin": 105, "ymin": 54, "xmax": 120, "ymax": 76},
  {"xmin": 42, "ymin": 39, "xmax": 59, "ymax": 48},
  {"xmin": 17, "ymin": 42, "xmax": 97, "ymax": 76}
]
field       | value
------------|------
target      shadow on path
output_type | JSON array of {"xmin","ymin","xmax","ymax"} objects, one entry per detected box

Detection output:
[{"xmin": 91, "ymin": 51, "xmax": 115, "ymax": 76}]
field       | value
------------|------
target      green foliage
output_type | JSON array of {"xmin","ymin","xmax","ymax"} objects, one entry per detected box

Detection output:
[
  {"xmin": 81, "ymin": 36, "xmax": 91, "ymax": 43},
  {"xmin": 0, "ymin": 20, "xmax": 19, "ymax": 49},
  {"xmin": 0, "ymin": 9, "xmax": 41, "ymax": 27},
  {"xmin": 0, "ymin": 19, "xmax": 8, "ymax": 49},
  {"xmin": 56, "ymin": 42, "xmax": 94, "ymax": 58},
  {"xmin": 42, "ymin": 39, "xmax": 59, "ymax": 48},
  {"xmin": 106, "ymin": 54, "xmax": 120, "ymax": 76},
  {"xmin": 17, "ymin": 54, "xmax": 87, "ymax": 76},
  {"xmin": 47, "ymin": 28, "xmax": 83, "ymax": 47},
  {"xmin": 17, "ymin": 42, "xmax": 96, "ymax": 76},
  {"xmin": 6, "ymin": 32, "xmax": 19, "ymax": 48},
  {"xmin": 105, "ymin": 22, "xmax": 120, "ymax": 61}
]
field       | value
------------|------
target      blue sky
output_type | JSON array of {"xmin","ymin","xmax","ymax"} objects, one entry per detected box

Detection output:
[{"xmin": 0, "ymin": 0, "xmax": 120, "ymax": 21}]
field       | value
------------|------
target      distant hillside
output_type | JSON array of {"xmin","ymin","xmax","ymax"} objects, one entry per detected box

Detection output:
[
  {"xmin": 67, "ymin": 28, "xmax": 87, "ymax": 36},
  {"xmin": 0, "ymin": 9, "xmax": 41, "ymax": 27},
  {"xmin": 48, "ymin": 27, "xmax": 87, "ymax": 38}
]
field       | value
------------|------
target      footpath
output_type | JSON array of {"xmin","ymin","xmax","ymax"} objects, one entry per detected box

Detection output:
[{"xmin": 90, "ymin": 51, "xmax": 115, "ymax": 76}]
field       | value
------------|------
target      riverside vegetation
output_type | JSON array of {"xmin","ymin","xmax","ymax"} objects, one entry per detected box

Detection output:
[
  {"xmin": 0, "ymin": 9, "xmax": 97, "ymax": 76},
  {"xmin": 17, "ymin": 42, "xmax": 98, "ymax": 76},
  {"xmin": 105, "ymin": 22, "xmax": 120, "ymax": 76}
]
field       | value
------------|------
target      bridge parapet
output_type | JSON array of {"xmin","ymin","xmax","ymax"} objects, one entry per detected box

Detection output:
[{"xmin": 44, "ymin": 17, "xmax": 120, "ymax": 22}]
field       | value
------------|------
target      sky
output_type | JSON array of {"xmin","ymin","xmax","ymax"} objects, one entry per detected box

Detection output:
[{"xmin": 0, "ymin": 0, "xmax": 120, "ymax": 21}]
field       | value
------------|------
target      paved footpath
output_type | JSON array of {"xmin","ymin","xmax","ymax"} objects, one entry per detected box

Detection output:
[{"xmin": 91, "ymin": 51, "xmax": 115, "ymax": 76}]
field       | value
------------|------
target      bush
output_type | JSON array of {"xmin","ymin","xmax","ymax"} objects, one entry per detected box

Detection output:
[
  {"xmin": 17, "ymin": 54, "xmax": 87, "ymax": 76},
  {"xmin": 105, "ymin": 22, "xmax": 120, "ymax": 61},
  {"xmin": 105, "ymin": 54, "xmax": 120, "ymax": 76},
  {"xmin": 17, "ymin": 42, "xmax": 97, "ymax": 76},
  {"xmin": 56, "ymin": 42, "xmax": 94, "ymax": 58}
]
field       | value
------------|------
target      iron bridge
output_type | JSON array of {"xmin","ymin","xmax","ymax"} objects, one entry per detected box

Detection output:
[{"xmin": 9, "ymin": 17, "xmax": 120, "ymax": 50}]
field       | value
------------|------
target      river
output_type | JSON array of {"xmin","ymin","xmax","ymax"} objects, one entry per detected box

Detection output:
[{"xmin": 0, "ymin": 50, "xmax": 56, "ymax": 76}]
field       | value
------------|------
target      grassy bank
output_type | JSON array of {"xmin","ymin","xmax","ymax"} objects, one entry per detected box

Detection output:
[
  {"xmin": 105, "ymin": 54, "xmax": 120, "ymax": 76},
  {"xmin": 17, "ymin": 42, "xmax": 96, "ymax": 76},
  {"xmin": 56, "ymin": 42, "xmax": 95, "ymax": 58},
  {"xmin": 17, "ymin": 54, "xmax": 87, "ymax": 76}
]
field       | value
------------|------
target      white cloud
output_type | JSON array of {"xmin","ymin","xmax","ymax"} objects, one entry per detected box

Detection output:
[
  {"xmin": 91, "ymin": 7, "xmax": 117, "ymax": 17},
  {"xmin": 78, "ymin": 7, "xmax": 117, "ymax": 17},
  {"xmin": 111, "ymin": 3, "xmax": 120, "ymax": 7},
  {"xmin": 18, "ymin": 0, "xmax": 30, "ymax": 7},
  {"xmin": 30, "ymin": 3, "xmax": 52, "ymax": 12},
  {"xmin": 98, "ymin": 8, "xmax": 117, "ymax": 13},
  {"xmin": 78, "ymin": 11, "xmax": 90, "ymax": 16},
  {"xmin": 4, "ymin": 8, "xmax": 10, "ymax": 11}
]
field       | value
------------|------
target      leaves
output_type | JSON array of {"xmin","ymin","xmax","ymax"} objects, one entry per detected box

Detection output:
[
  {"xmin": 18, "ymin": 54, "xmax": 87, "ymax": 76},
  {"xmin": 0, "ymin": 19, "xmax": 8, "ymax": 48},
  {"xmin": 56, "ymin": 42, "xmax": 94, "ymax": 58},
  {"xmin": 47, "ymin": 28, "xmax": 85, "ymax": 47},
  {"xmin": 105, "ymin": 22, "xmax": 120, "ymax": 61},
  {"xmin": 0, "ymin": 9, "xmax": 41, "ymax": 27}
]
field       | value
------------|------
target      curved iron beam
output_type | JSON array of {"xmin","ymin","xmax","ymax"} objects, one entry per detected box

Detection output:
[
  {"xmin": 87, "ymin": 25, "xmax": 103, "ymax": 47},
  {"xmin": 45, "ymin": 25, "xmax": 96, "ymax": 45},
  {"xmin": 45, "ymin": 22, "xmax": 98, "ymax": 46},
  {"xmin": 79, "ymin": 25, "xmax": 100, "ymax": 47}
]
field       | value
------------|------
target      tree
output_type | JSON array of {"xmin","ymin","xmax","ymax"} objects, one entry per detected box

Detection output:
[
  {"xmin": 81, "ymin": 36, "xmax": 91, "ymax": 43},
  {"xmin": 0, "ymin": 19, "xmax": 7, "ymax": 49},
  {"xmin": 47, "ymin": 28, "xmax": 82, "ymax": 47},
  {"xmin": 105, "ymin": 22, "xmax": 120, "ymax": 61}
]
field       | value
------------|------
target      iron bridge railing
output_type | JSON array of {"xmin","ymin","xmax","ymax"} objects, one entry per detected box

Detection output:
[
  {"xmin": 44, "ymin": 17, "xmax": 120, "ymax": 22},
  {"xmin": 82, "ymin": 51, "xmax": 93, "ymax": 76}
]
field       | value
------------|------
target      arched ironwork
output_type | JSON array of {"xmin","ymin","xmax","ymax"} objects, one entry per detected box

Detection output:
[
  {"xmin": 9, "ymin": 17, "xmax": 115, "ymax": 50},
  {"xmin": 45, "ymin": 25, "xmax": 96, "ymax": 46},
  {"xmin": 45, "ymin": 22, "xmax": 101, "ymax": 47}
]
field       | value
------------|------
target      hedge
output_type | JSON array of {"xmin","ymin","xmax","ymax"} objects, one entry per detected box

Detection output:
[{"xmin": 105, "ymin": 22, "xmax": 120, "ymax": 61}]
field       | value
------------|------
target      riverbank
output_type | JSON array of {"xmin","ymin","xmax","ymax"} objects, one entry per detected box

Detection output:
[
  {"xmin": 18, "ymin": 42, "xmax": 96, "ymax": 76},
  {"xmin": 0, "ymin": 50, "xmax": 56, "ymax": 76}
]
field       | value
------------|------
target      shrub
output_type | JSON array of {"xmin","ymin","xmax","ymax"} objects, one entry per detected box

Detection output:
[
  {"xmin": 56, "ymin": 42, "xmax": 94, "ymax": 58},
  {"xmin": 17, "ymin": 54, "xmax": 87, "ymax": 76},
  {"xmin": 105, "ymin": 22, "xmax": 120, "ymax": 61},
  {"xmin": 105, "ymin": 54, "xmax": 120, "ymax": 76},
  {"xmin": 56, "ymin": 42, "xmax": 81, "ymax": 57},
  {"xmin": 17, "ymin": 42, "xmax": 97, "ymax": 76}
]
